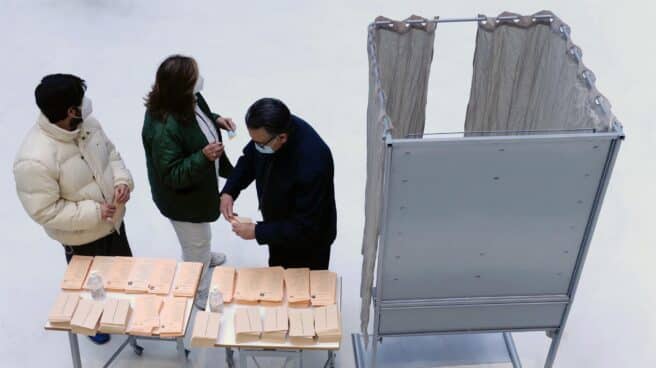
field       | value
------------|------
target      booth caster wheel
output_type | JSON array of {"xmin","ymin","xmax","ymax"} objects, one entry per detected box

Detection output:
[{"xmin": 185, "ymin": 349, "xmax": 191, "ymax": 358}]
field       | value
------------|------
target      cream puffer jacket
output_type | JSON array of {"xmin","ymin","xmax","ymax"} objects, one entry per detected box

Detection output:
[{"xmin": 13, "ymin": 113, "xmax": 134, "ymax": 245}]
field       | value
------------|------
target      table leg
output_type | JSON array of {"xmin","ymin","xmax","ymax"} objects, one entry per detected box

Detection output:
[
  {"xmin": 298, "ymin": 350, "xmax": 303, "ymax": 368},
  {"xmin": 68, "ymin": 332, "xmax": 82, "ymax": 368},
  {"xmin": 226, "ymin": 347, "xmax": 235, "ymax": 368},
  {"xmin": 176, "ymin": 337, "xmax": 189, "ymax": 364}
]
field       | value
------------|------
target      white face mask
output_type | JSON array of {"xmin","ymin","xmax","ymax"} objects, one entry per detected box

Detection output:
[
  {"xmin": 80, "ymin": 96, "xmax": 93, "ymax": 120},
  {"xmin": 194, "ymin": 75, "xmax": 204, "ymax": 93},
  {"xmin": 255, "ymin": 143, "xmax": 275, "ymax": 154}
]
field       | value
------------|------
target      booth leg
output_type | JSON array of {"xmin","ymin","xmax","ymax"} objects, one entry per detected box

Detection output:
[{"xmin": 545, "ymin": 329, "xmax": 562, "ymax": 368}]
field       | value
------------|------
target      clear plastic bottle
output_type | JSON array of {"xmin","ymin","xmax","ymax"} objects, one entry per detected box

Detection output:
[
  {"xmin": 87, "ymin": 271, "xmax": 106, "ymax": 301},
  {"xmin": 209, "ymin": 287, "xmax": 224, "ymax": 313}
]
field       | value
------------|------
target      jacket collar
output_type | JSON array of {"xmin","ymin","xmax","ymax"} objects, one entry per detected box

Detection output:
[{"xmin": 37, "ymin": 113, "xmax": 80, "ymax": 142}]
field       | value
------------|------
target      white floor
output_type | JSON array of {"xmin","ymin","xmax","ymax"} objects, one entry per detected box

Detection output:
[{"xmin": 0, "ymin": 0, "xmax": 654, "ymax": 367}]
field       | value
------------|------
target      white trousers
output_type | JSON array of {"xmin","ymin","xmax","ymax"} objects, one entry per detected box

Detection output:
[{"xmin": 170, "ymin": 220, "xmax": 212, "ymax": 297}]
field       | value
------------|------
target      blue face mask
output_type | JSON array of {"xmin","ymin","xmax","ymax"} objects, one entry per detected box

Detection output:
[
  {"xmin": 254, "ymin": 134, "xmax": 278, "ymax": 154},
  {"xmin": 255, "ymin": 143, "xmax": 275, "ymax": 154}
]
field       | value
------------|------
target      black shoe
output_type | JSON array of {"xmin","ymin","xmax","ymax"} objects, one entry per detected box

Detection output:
[{"xmin": 88, "ymin": 333, "xmax": 111, "ymax": 345}]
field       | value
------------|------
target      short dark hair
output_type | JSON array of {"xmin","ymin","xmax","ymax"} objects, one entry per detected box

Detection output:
[
  {"xmin": 35, "ymin": 74, "xmax": 86, "ymax": 123},
  {"xmin": 245, "ymin": 98, "xmax": 291, "ymax": 135}
]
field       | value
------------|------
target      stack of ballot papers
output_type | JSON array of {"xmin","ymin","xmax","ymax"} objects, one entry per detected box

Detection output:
[
  {"xmin": 48, "ymin": 292, "xmax": 81, "ymax": 328},
  {"xmin": 210, "ymin": 266, "xmax": 236, "ymax": 303},
  {"xmin": 191, "ymin": 311, "xmax": 221, "ymax": 347},
  {"xmin": 148, "ymin": 259, "xmax": 177, "ymax": 295},
  {"xmin": 262, "ymin": 306, "xmax": 289, "ymax": 342},
  {"xmin": 83, "ymin": 256, "xmax": 114, "ymax": 289},
  {"xmin": 105, "ymin": 257, "xmax": 134, "ymax": 291},
  {"xmin": 284, "ymin": 268, "xmax": 311, "ymax": 307},
  {"xmin": 310, "ymin": 270, "xmax": 337, "ymax": 306},
  {"xmin": 157, "ymin": 297, "xmax": 188, "ymax": 337},
  {"xmin": 127, "ymin": 295, "xmax": 163, "ymax": 336},
  {"xmin": 99, "ymin": 299, "xmax": 131, "ymax": 334},
  {"xmin": 126, "ymin": 258, "xmax": 155, "ymax": 293},
  {"xmin": 233, "ymin": 267, "xmax": 284, "ymax": 304},
  {"xmin": 70, "ymin": 299, "xmax": 104, "ymax": 336},
  {"xmin": 288, "ymin": 308, "xmax": 315, "ymax": 344},
  {"xmin": 234, "ymin": 307, "xmax": 262, "ymax": 342},
  {"xmin": 172, "ymin": 262, "xmax": 203, "ymax": 297},
  {"xmin": 314, "ymin": 304, "xmax": 341, "ymax": 343},
  {"xmin": 61, "ymin": 255, "xmax": 93, "ymax": 290}
]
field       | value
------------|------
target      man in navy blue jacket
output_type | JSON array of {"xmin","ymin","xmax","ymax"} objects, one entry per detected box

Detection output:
[{"xmin": 220, "ymin": 98, "xmax": 336, "ymax": 270}]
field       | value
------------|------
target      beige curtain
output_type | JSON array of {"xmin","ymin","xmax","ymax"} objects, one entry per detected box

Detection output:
[
  {"xmin": 360, "ymin": 15, "xmax": 436, "ymax": 338},
  {"xmin": 465, "ymin": 10, "xmax": 615, "ymax": 134}
]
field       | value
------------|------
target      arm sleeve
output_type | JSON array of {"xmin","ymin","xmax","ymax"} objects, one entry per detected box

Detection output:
[
  {"xmin": 153, "ymin": 123, "xmax": 211, "ymax": 190},
  {"xmin": 102, "ymin": 129, "xmax": 134, "ymax": 191},
  {"xmin": 13, "ymin": 160, "xmax": 102, "ymax": 231},
  {"xmin": 220, "ymin": 143, "xmax": 256, "ymax": 200},
  {"xmin": 254, "ymin": 169, "xmax": 328, "ymax": 246}
]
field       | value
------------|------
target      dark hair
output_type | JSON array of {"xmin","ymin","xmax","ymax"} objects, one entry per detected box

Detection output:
[
  {"xmin": 245, "ymin": 98, "xmax": 292, "ymax": 135},
  {"xmin": 34, "ymin": 74, "xmax": 86, "ymax": 123},
  {"xmin": 144, "ymin": 55, "xmax": 198, "ymax": 123}
]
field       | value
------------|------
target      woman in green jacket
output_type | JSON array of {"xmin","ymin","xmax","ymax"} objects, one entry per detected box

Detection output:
[{"xmin": 142, "ymin": 55, "xmax": 235, "ymax": 309}]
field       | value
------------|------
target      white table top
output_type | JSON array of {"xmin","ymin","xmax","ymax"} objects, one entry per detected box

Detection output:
[
  {"xmin": 44, "ymin": 291, "xmax": 194, "ymax": 339},
  {"xmin": 207, "ymin": 276, "xmax": 342, "ymax": 350}
]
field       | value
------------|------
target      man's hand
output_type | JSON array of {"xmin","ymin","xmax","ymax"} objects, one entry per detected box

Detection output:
[
  {"xmin": 216, "ymin": 117, "xmax": 236, "ymax": 132},
  {"xmin": 101, "ymin": 203, "xmax": 117, "ymax": 221},
  {"xmin": 220, "ymin": 193, "xmax": 234, "ymax": 220},
  {"xmin": 202, "ymin": 142, "xmax": 224, "ymax": 161},
  {"xmin": 232, "ymin": 222, "xmax": 255, "ymax": 240},
  {"xmin": 114, "ymin": 184, "xmax": 130, "ymax": 204}
]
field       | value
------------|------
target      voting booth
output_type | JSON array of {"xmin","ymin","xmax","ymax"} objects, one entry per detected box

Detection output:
[{"xmin": 357, "ymin": 11, "xmax": 624, "ymax": 368}]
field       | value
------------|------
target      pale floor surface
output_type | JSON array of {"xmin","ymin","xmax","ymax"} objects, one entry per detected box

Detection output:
[{"xmin": 1, "ymin": 0, "xmax": 654, "ymax": 367}]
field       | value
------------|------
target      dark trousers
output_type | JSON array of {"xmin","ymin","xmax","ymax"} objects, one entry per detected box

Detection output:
[
  {"xmin": 62, "ymin": 223, "xmax": 132, "ymax": 263},
  {"xmin": 268, "ymin": 244, "xmax": 331, "ymax": 270}
]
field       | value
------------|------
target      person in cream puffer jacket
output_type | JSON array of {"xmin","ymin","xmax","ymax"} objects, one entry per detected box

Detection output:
[{"xmin": 13, "ymin": 74, "xmax": 134, "ymax": 253}]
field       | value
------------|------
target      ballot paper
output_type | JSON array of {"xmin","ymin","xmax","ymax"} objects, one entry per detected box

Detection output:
[
  {"xmin": 288, "ymin": 308, "xmax": 315, "ymax": 344},
  {"xmin": 234, "ymin": 307, "xmax": 262, "ymax": 342},
  {"xmin": 48, "ymin": 292, "xmax": 81, "ymax": 327},
  {"xmin": 230, "ymin": 216, "xmax": 253, "ymax": 225},
  {"xmin": 148, "ymin": 259, "xmax": 177, "ymax": 295},
  {"xmin": 61, "ymin": 255, "xmax": 93, "ymax": 290},
  {"xmin": 172, "ymin": 262, "xmax": 203, "ymax": 297},
  {"xmin": 158, "ymin": 297, "xmax": 188, "ymax": 337},
  {"xmin": 70, "ymin": 299, "xmax": 104, "ymax": 336},
  {"xmin": 105, "ymin": 256, "xmax": 134, "ymax": 291},
  {"xmin": 262, "ymin": 307, "xmax": 289, "ymax": 342},
  {"xmin": 127, "ymin": 295, "xmax": 164, "ymax": 336},
  {"xmin": 125, "ymin": 258, "xmax": 156, "ymax": 293},
  {"xmin": 284, "ymin": 268, "xmax": 311, "ymax": 307},
  {"xmin": 83, "ymin": 256, "xmax": 114, "ymax": 289},
  {"xmin": 190, "ymin": 311, "xmax": 221, "ymax": 348},
  {"xmin": 210, "ymin": 266, "xmax": 236, "ymax": 303},
  {"xmin": 310, "ymin": 270, "xmax": 337, "ymax": 306},
  {"xmin": 233, "ymin": 267, "xmax": 284, "ymax": 304},
  {"xmin": 99, "ymin": 299, "xmax": 131, "ymax": 334},
  {"xmin": 314, "ymin": 304, "xmax": 342, "ymax": 343}
]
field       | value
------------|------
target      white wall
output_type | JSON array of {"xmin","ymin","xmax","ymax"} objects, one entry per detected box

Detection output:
[{"xmin": 0, "ymin": 0, "xmax": 653, "ymax": 367}]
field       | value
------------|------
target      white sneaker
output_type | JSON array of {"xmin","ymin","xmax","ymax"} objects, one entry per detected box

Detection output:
[{"xmin": 209, "ymin": 252, "xmax": 227, "ymax": 267}]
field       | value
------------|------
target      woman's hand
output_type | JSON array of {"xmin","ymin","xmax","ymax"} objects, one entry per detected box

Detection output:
[
  {"xmin": 216, "ymin": 117, "xmax": 236, "ymax": 131},
  {"xmin": 202, "ymin": 142, "xmax": 224, "ymax": 161}
]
